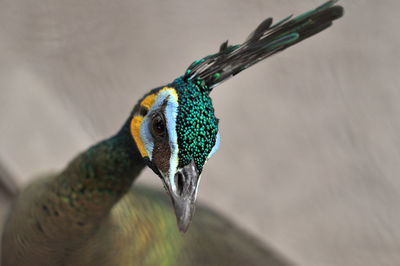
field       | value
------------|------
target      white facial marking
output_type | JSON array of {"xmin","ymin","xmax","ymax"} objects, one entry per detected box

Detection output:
[
  {"xmin": 162, "ymin": 89, "xmax": 179, "ymax": 192},
  {"xmin": 206, "ymin": 131, "xmax": 220, "ymax": 162},
  {"xmin": 139, "ymin": 116, "xmax": 154, "ymax": 160}
]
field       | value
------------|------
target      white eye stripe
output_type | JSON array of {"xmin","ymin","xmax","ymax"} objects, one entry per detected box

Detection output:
[
  {"xmin": 139, "ymin": 117, "xmax": 154, "ymax": 160},
  {"xmin": 163, "ymin": 90, "xmax": 179, "ymax": 192},
  {"xmin": 150, "ymin": 92, "xmax": 169, "ymax": 113}
]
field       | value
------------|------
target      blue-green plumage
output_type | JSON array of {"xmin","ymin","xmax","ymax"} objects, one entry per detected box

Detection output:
[
  {"xmin": 170, "ymin": 77, "xmax": 218, "ymax": 172},
  {"xmin": 2, "ymin": 1, "xmax": 343, "ymax": 265}
]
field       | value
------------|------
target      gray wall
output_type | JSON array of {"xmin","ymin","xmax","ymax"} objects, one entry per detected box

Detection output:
[{"xmin": 1, "ymin": 1, "xmax": 399, "ymax": 265}]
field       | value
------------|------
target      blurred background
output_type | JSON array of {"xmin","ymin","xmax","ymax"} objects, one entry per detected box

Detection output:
[{"xmin": 1, "ymin": 1, "xmax": 399, "ymax": 265}]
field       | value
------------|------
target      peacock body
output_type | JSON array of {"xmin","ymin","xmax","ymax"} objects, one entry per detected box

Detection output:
[{"xmin": 1, "ymin": 1, "xmax": 343, "ymax": 265}]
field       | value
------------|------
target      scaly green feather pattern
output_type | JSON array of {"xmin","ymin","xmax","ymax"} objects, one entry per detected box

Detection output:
[
  {"xmin": 170, "ymin": 77, "xmax": 218, "ymax": 172},
  {"xmin": 1, "ymin": 120, "xmax": 146, "ymax": 265},
  {"xmin": 53, "ymin": 186, "xmax": 293, "ymax": 266}
]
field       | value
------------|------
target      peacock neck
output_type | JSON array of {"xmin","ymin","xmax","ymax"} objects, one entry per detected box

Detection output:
[{"xmin": 53, "ymin": 118, "xmax": 146, "ymax": 221}]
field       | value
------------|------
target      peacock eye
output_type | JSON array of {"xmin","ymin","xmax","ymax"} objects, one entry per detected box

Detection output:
[{"xmin": 151, "ymin": 113, "xmax": 166, "ymax": 137}]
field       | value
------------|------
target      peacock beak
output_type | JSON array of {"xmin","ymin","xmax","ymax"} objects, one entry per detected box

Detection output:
[{"xmin": 165, "ymin": 159, "xmax": 200, "ymax": 233}]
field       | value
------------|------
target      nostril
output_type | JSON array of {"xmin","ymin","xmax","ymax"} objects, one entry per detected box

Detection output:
[{"xmin": 175, "ymin": 172, "xmax": 185, "ymax": 196}]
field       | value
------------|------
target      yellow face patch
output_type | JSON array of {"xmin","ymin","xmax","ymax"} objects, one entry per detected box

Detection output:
[
  {"xmin": 130, "ymin": 93, "xmax": 157, "ymax": 158},
  {"xmin": 159, "ymin": 86, "xmax": 178, "ymax": 101},
  {"xmin": 140, "ymin": 93, "xmax": 156, "ymax": 110},
  {"xmin": 130, "ymin": 115, "xmax": 147, "ymax": 157}
]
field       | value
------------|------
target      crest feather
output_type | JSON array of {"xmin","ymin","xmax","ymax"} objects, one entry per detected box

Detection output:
[{"xmin": 183, "ymin": 0, "xmax": 343, "ymax": 92}]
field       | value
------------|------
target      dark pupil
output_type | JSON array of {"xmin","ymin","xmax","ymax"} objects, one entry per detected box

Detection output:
[{"xmin": 152, "ymin": 115, "xmax": 165, "ymax": 135}]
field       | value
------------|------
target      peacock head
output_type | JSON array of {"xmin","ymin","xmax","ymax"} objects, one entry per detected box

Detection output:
[{"xmin": 130, "ymin": 76, "xmax": 220, "ymax": 232}]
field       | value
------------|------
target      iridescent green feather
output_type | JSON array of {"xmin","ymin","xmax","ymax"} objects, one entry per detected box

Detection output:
[{"xmin": 169, "ymin": 78, "xmax": 218, "ymax": 172}]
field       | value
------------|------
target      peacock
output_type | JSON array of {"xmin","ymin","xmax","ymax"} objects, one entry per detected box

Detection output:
[{"xmin": 1, "ymin": 1, "xmax": 343, "ymax": 265}]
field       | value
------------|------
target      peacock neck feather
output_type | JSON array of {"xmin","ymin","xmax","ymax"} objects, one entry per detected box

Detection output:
[{"xmin": 52, "ymin": 118, "xmax": 145, "ymax": 222}]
